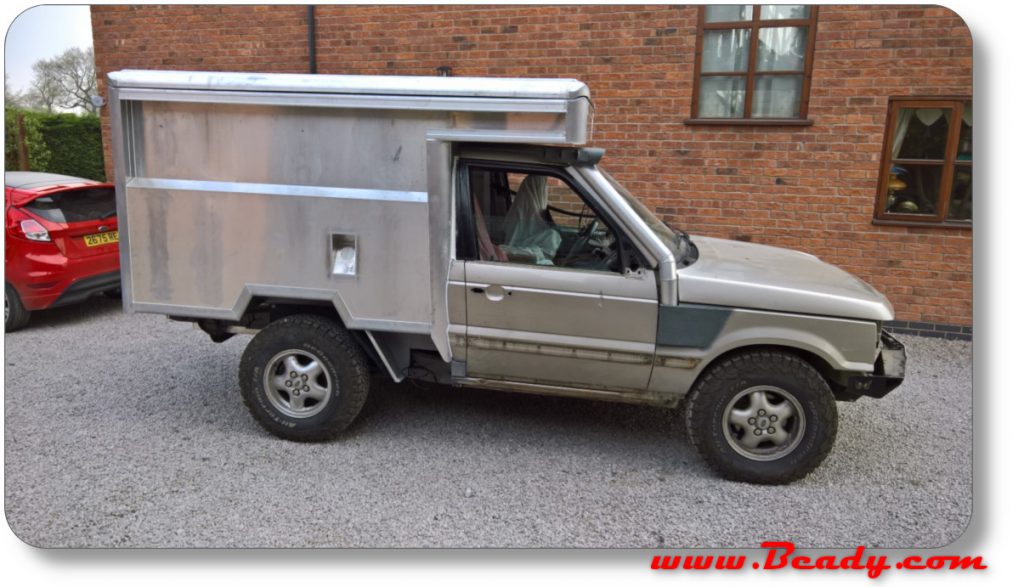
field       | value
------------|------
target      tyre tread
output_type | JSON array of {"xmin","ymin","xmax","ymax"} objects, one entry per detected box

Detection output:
[
  {"xmin": 5, "ymin": 283, "xmax": 31, "ymax": 332},
  {"xmin": 684, "ymin": 349, "xmax": 837, "ymax": 484},
  {"xmin": 238, "ymin": 314, "xmax": 369, "ymax": 442}
]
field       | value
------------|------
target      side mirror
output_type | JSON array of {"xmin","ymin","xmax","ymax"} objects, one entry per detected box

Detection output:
[{"xmin": 620, "ymin": 241, "xmax": 645, "ymax": 276}]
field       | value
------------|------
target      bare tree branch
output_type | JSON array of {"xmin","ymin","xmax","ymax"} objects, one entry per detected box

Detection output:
[{"xmin": 25, "ymin": 47, "xmax": 97, "ymax": 114}]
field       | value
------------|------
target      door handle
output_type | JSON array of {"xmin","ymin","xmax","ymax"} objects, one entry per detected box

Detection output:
[{"xmin": 470, "ymin": 285, "xmax": 512, "ymax": 300}]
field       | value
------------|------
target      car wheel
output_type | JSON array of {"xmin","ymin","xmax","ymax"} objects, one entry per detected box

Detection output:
[
  {"xmin": 5, "ymin": 283, "xmax": 31, "ymax": 332},
  {"xmin": 238, "ymin": 314, "xmax": 369, "ymax": 441},
  {"xmin": 102, "ymin": 288, "xmax": 122, "ymax": 299},
  {"xmin": 684, "ymin": 350, "xmax": 837, "ymax": 484}
]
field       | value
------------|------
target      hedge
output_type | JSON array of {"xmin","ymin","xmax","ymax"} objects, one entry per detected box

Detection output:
[
  {"xmin": 4, "ymin": 109, "xmax": 51, "ymax": 173},
  {"xmin": 4, "ymin": 109, "xmax": 106, "ymax": 182}
]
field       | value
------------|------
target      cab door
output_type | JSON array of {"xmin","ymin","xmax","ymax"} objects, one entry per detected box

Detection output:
[{"xmin": 457, "ymin": 161, "xmax": 658, "ymax": 393}]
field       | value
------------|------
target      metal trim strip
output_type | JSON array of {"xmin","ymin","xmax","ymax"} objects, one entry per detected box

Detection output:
[
  {"xmin": 426, "ymin": 139, "xmax": 454, "ymax": 362},
  {"xmin": 115, "ymin": 87, "xmax": 571, "ymax": 114},
  {"xmin": 128, "ymin": 177, "xmax": 428, "ymax": 203},
  {"xmin": 452, "ymin": 377, "xmax": 676, "ymax": 407},
  {"xmin": 462, "ymin": 326, "xmax": 654, "ymax": 359},
  {"xmin": 463, "ymin": 280, "xmax": 659, "ymax": 304},
  {"xmin": 108, "ymin": 88, "xmax": 136, "ymax": 315},
  {"xmin": 132, "ymin": 300, "xmax": 432, "ymax": 334},
  {"xmin": 108, "ymin": 70, "xmax": 589, "ymax": 100},
  {"xmin": 424, "ymin": 129, "xmax": 575, "ymax": 145},
  {"xmin": 365, "ymin": 332, "xmax": 402, "ymax": 383}
]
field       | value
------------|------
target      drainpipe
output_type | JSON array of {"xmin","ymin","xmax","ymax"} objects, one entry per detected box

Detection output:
[{"xmin": 307, "ymin": 5, "xmax": 317, "ymax": 74}]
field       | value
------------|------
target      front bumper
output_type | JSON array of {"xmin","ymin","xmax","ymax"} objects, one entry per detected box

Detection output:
[{"xmin": 842, "ymin": 331, "xmax": 906, "ymax": 400}]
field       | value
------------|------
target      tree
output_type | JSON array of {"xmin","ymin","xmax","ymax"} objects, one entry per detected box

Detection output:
[
  {"xmin": 4, "ymin": 73, "xmax": 25, "ymax": 109},
  {"xmin": 26, "ymin": 47, "xmax": 97, "ymax": 114},
  {"xmin": 25, "ymin": 62, "xmax": 63, "ymax": 113}
]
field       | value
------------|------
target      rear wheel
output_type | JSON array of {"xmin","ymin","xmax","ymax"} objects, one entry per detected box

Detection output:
[
  {"xmin": 238, "ymin": 314, "xmax": 369, "ymax": 441},
  {"xmin": 5, "ymin": 283, "xmax": 30, "ymax": 332},
  {"xmin": 684, "ymin": 350, "xmax": 837, "ymax": 484}
]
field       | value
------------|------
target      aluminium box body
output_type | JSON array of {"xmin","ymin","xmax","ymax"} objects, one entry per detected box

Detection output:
[{"xmin": 107, "ymin": 70, "xmax": 591, "ymax": 358}]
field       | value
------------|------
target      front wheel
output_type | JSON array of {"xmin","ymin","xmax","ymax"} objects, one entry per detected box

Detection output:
[
  {"xmin": 238, "ymin": 314, "xmax": 369, "ymax": 441},
  {"xmin": 684, "ymin": 350, "xmax": 837, "ymax": 484}
]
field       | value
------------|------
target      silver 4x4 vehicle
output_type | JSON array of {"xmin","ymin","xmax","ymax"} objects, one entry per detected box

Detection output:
[{"xmin": 108, "ymin": 71, "xmax": 905, "ymax": 484}]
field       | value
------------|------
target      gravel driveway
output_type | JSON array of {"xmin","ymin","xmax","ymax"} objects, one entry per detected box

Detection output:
[{"xmin": 4, "ymin": 298, "xmax": 972, "ymax": 548}]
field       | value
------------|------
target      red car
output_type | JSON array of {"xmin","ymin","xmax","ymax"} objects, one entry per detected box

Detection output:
[{"xmin": 5, "ymin": 172, "xmax": 121, "ymax": 331}]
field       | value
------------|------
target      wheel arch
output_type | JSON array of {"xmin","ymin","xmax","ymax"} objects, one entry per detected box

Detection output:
[
  {"xmin": 685, "ymin": 317, "xmax": 877, "ymax": 395},
  {"xmin": 195, "ymin": 297, "xmax": 394, "ymax": 378},
  {"xmin": 692, "ymin": 343, "xmax": 841, "ymax": 393}
]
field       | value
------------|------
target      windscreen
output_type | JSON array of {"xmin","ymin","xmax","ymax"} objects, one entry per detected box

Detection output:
[
  {"xmin": 22, "ymin": 187, "xmax": 117, "ymax": 223},
  {"xmin": 596, "ymin": 168, "xmax": 679, "ymax": 251}
]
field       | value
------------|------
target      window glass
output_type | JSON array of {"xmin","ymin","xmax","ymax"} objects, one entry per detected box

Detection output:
[
  {"xmin": 756, "ymin": 27, "xmax": 807, "ymax": 71},
  {"xmin": 693, "ymin": 6, "xmax": 814, "ymax": 120},
  {"xmin": 762, "ymin": 5, "xmax": 811, "ymax": 20},
  {"xmin": 705, "ymin": 5, "xmax": 753, "ymax": 23},
  {"xmin": 878, "ymin": 100, "xmax": 972, "ymax": 224},
  {"xmin": 701, "ymin": 29, "xmax": 751, "ymax": 72},
  {"xmin": 467, "ymin": 168, "xmax": 622, "ymax": 272},
  {"xmin": 752, "ymin": 75, "xmax": 802, "ymax": 117},
  {"xmin": 948, "ymin": 166, "xmax": 972, "ymax": 220},
  {"xmin": 957, "ymin": 104, "xmax": 972, "ymax": 161},
  {"xmin": 884, "ymin": 163, "xmax": 942, "ymax": 215},
  {"xmin": 23, "ymin": 188, "xmax": 117, "ymax": 223},
  {"xmin": 699, "ymin": 76, "xmax": 747, "ymax": 118},
  {"xmin": 893, "ymin": 108, "xmax": 952, "ymax": 160},
  {"xmin": 597, "ymin": 167, "xmax": 682, "ymax": 259}
]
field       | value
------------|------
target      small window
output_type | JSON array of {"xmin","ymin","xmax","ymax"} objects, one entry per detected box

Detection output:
[
  {"xmin": 459, "ymin": 165, "xmax": 633, "ymax": 274},
  {"xmin": 689, "ymin": 5, "xmax": 817, "ymax": 124},
  {"xmin": 875, "ymin": 98, "xmax": 972, "ymax": 225},
  {"xmin": 23, "ymin": 187, "xmax": 117, "ymax": 223}
]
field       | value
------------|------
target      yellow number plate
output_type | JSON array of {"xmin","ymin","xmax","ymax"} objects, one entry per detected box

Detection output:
[{"xmin": 84, "ymin": 231, "xmax": 119, "ymax": 247}]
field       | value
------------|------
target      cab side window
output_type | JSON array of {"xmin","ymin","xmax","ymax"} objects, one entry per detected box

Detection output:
[{"xmin": 463, "ymin": 165, "xmax": 627, "ymax": 273}]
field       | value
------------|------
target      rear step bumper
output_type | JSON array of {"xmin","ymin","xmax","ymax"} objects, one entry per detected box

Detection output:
[{"xmin": 49, "ymin": 271, "xmax": 121, "ymax": 309}]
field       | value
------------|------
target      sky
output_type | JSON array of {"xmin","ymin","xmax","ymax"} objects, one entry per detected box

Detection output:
[{"xmin": 4, "ymin": 5, "xmax": 93, "ymax": 94}]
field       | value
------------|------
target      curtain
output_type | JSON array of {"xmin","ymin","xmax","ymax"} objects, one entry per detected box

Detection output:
[
  {"xmin": 702, "ymin": 29, "xmax": 750, "ymax": 72},
  {"xmin": 891, "ymin": 109, "xmax": 914, "ymax": 159},
  {"xmin": 757, "ymin": 27, "xmax": 806, "ymax": 71},
  {"xmin": 914, "ymin": 108, "xmax": 944, "ymax": 126},
  {"xmin": 892, "ymin": 108, "xmax": 949, "ymax": 158}
]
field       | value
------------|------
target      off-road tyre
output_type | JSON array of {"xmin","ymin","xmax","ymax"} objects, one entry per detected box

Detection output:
[
  {"xmin": 5, "ymin": 282, "xmax": 30, "ymax": 332},
  {"xmin": 684, "ymin": 350, "xmax": 838, "ymax": 484},
  {"xmin": 239, "ymin": 314, "xmax": 369, "ymax": 441}
]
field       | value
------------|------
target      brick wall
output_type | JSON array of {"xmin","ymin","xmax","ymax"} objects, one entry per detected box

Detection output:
[{"xmin": 91, "ymin": 4, "xmax": 973, "ymax": 325}]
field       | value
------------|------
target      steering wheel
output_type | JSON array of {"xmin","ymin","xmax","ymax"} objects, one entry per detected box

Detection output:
[{"xmin": 560, "ymin": 219, "xmax": 599, "ymax": 266}]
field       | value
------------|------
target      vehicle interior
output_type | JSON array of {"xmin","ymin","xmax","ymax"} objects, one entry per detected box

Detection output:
[{"xmin": 464, "ymin": 165, "xmax": 632, "ymax": 274}]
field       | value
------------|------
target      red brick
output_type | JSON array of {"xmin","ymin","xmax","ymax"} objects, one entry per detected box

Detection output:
[{"xmin": 90, "ymin": 4, "xmax": 973, "ymax": 325}]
